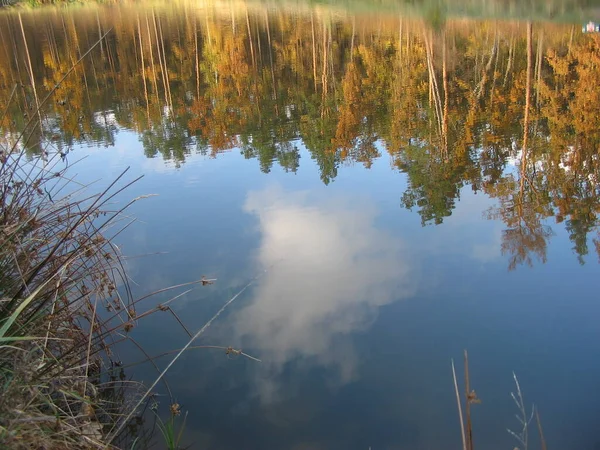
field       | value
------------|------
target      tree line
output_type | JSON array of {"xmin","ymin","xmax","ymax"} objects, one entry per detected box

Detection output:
[{"xmin": 1, "ymin": 5, "xmax": 599, "ymax": 268}]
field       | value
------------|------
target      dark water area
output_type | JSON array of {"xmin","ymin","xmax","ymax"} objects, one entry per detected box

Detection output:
[{"xmin": 1, "ymin": 3, "xmax": 600, "ymax": 449}]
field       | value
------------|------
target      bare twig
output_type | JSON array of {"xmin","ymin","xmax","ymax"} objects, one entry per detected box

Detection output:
[{"xmin": 536, "ymin": 408, "xmax": 547, "ymax": 450}]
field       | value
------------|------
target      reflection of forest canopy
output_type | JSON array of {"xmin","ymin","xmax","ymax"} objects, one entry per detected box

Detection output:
[{"xmin": 0, "ymin": 7, "xmax": 599, "ymax": 268}]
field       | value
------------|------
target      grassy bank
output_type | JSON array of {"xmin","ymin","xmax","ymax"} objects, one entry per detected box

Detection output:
[{"xmin": 0, "ymin": 90, "xmax": 147, "ymax": 446}]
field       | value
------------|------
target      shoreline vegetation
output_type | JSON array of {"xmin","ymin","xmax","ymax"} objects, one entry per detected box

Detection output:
[
  {"xmin": 0, "ymin": 33, "xmax": 257, "ymax": 448},
  {"xmin": 0, "ymin": 0, "xmax": 599, "ymax": 22}
]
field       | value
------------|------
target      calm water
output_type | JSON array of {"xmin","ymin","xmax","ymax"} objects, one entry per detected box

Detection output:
[{"xmin": 2, "ymin": 3, "xmax": 600, "ymax": 449}]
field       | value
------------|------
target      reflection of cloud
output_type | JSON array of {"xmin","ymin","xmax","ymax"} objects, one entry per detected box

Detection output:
[
  {"xmin": 422, "ymin": 188, "xmax": 503, "ymax": 264},
  {"xmin": 471, "ymin": 228, "xmax": 502, "ymax": 262},
  {"xmin": 233, "ymin": 186, "xmax": 415, "ymax": 401}
]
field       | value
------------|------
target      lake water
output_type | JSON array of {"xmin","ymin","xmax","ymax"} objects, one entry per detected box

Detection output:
[{"xmin": 2, "ymin": 2, "xmax": 600, "ymax": 449}]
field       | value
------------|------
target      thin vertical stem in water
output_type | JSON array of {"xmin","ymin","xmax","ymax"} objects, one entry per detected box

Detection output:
[
  {"xmin": 464, "ymin": 350, "xmax": 474, "ymax": 450},
  {"xmin": 452, "ymin": 359, "xmax": 467, "ymax": 450},
  {"xmin": 536, "ymin": 409, "xmax": 547, "ymax": 450}
]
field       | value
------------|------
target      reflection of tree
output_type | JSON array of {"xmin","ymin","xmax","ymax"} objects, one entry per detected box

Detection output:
[
  {"xmin": 485, "ymin": 23, "xmax": 554, "ymax": 270},
  {"xmin": 398, "ymin": 142, "xmax": 463, "ymax": 225},
  {"xmin": 140, "ymin": 116, "xmax": 192, "ymax": 164},
  {"xmin": 487, "ymin": 175, "xmax": 554, "ymax": 270},
  {"xmin": 1, "ymin": 8, "xmax": 600, "ymax": 267}
]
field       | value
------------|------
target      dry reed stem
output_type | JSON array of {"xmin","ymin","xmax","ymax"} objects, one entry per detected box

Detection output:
[
  {"xmin": 104, "ymin": 270, "xmax": 266, "ymax": 445},
  {"xmin": 536, "ymin": 409, "xmax": 547, "ymax": 450},
  {"xmin": 464, "ymin": 350, "xmax": 475, "ymax": 450},
  {"xmin": 451, "ymin": 359, "xmax": 467, "ymax": 450}
]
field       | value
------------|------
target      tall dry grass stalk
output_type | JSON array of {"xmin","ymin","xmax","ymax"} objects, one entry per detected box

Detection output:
[
  {"xmin": 450, "ymin": 350, "xmax": 480, "ymax": 450},
  {"xmin": 452, "ymin": 353, "xmax": 548, "ymax": 450}
]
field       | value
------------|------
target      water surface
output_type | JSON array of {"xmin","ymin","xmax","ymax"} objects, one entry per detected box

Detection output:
[{"xmin": 1, "ymin": 3, "xmax": 600, "ymax": 449}]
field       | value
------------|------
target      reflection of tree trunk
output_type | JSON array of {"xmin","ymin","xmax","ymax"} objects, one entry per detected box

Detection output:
[
  {"xmin": 106, "ymin": 41, "xmax": 117, "ymax": 83},
  {"xmin": 205, "ymin": 10, "xmax": 211, "ymax": 44},
  {"xmin": 137, "ymin": 15, "xmax": 150, "ymax": 121},
  {"xmin": 0, "ymin": 25, "xmax": 17, "ymax": 87},
  {"xmin": 152, "ymin": 10, "xmax": 169, "ymax": 110},
  {"xmin": 405, "ymin": 21, "xmax": 410, "ymax": 57},
  {"xmin": 328, "ymin": 23, "xmax": 337, "ymax": 100},
  {"xmin": 535, "ymin": 29, "xmax": 543, "ymax": 107},
  {"xmin": 264, "ymin": 11, "xmax": 277, "ymax": 103},
  {"xmin": 231, "ymin": 7, "xmax": 236, "ymax": 36},
  {"xmin": 19, "ymin": 13, "xmax": 43, "ymax": 135},
  {"xmin": 194, "ymin": 18, "xmax": 200, "ymax": 98},
  {"xmin": 442, "ymin": 29, "xmax": 448, "ymax": 160},
  {"xmin": 70, "ymin": 14, "xmax": 92, "ymax": 110},
  {"xmin": 245, "ymin": 6, "xmax": 255, "ymax": 68},
  {"xmin": 423, "ymin": 30, "xmax": 443, "ymax": 139},
  {"xmin": 398, "ymin": 17, "xmax": 403, "ymax": 66},
  {"xmin": 503, "ymin": 34, "xmax": 514, "ymax": 86},
  {"xmin": 145, "ymin": 14, "xmax": 160, "ymax": 102},
  {"xmin": 489, "ymin": 25, "xmax": 500, "ymax": 105},
  {"xmin": 568, "ymin": 25, "xmax": 574, "ymax": 56},
  {"xmin": 96, "ymin": 11, "xmax": 104, "ymax": 57},
  {"xmin": 311, "ymin": 11, "xmax": 317, "ymax": 91},
  {"xmin": 255, "ymin": 18, "xmax": 262, "ymax": 65},
  {"xmin": 475, "ymin": 29, "xmax": 497, "ymax": 100},
  {"xmin": 350, "ymin": 16, "xmax": 355, "ymax": 62},
  {"xmin": 322, "ymin": 19, "xmax": 328, "ymax": 95},
  {"xmin": 520, "ymin": 21, "xmax": 533, "ymax": 207},
  {"xmin": 8, "ymin": 19, "xmax": 29, "ymax": 107},
  {"xmin": 156, "ymin": 11, "xmax": 173, "ymax": 109}
]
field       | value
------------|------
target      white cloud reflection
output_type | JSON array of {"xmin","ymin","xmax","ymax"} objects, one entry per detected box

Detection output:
[{"xmin": 232, "ymin": 185, "xmax": 416, "ymax": 400}]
